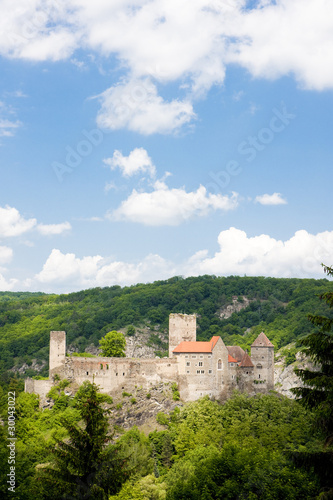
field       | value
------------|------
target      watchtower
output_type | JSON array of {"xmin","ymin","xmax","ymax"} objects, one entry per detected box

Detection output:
[
  {"xmin": 250, "ymin": 332, "xmax": 274, "ymax": 390},
  {"xmin": 168, "ymin": 313, "xmax": 196, "ymax": 357},
  {"xmin": 49, "ymin": 331, "xmax": 66, "ymax": 373}
]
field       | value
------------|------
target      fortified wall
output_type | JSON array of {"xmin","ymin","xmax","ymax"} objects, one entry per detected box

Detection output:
[{"xmin": 26, "ymin": 313, "xmax": 274, "ymax": 402}]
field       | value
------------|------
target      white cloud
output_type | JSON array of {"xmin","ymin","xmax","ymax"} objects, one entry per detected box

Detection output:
[
  {"xmin": 96, "ymin": 78, "xmax": 195, "ymax": 135},
  {"xmin": 0, "ymin": 246, "xmax": 13, "ymax": 264},
  {"xmin": 255, "ymin": 193, "xmax": 287, "ymax": 205},
  {"xmin": 186, "ymin": 228, "xmax": 333, "ymax": 278},
  {"xmin": 0, "ymin": 118, "xmax": 22, "ymax": 137},
  {"xmin": 0, "ymin": 206, "xmax": 37, "ymax": 237},
  {"xmin": 37, "ymin": 221, "xmax": 72, "ymax": 235},
  {"xmin": 104, "ymin": 148, "xmax": 156, "ymax": 177},
  {"xmin": 0, "ymin": 1, "xmax": 331, "ymax": 92},
  {"xmin": 34, "ymin": 248, "xmax": 175, "ymax": 291},
  {"xmin": 0, "ymin": 272, "xmax": 18, "ymax": 291},
  {"xmin": 110, "ymin": 181, "xmax": 239, "ymax": 225},
  {"xmin": 35, "ymin": 249, "xmax": 103, "ymax": 285}
]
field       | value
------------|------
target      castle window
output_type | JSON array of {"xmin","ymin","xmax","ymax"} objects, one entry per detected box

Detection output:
[
  {"xmin": 123, "ymin": 373, "xmax": 125, "ymax": 376},
  {"xmin": 201, "ymin": 370, "xmax": 204, "ymax": 374},
  {"xmin": 186, "ymin": 362, "xmax": 190, "ymax": 367},
  {"xmin": 230, "ymin": 363, "xmax": 234, "ymax": 367},
  {"xmin": 185, "ymin": 355, "xmax": 189, "ymax": 358},
  {"xmin": 106, "ymin": 364, "xmax": 109, "ymax": 370},
  {"xmin": 197, "ymin": 370, "xmax": 200, "ymax": 374},
  {"xmin": 186, "ymin": 370, "xmax": 190, "ymax": 374},
  {"xmin": 262, "ymin": 356, "xmax": 264, "ymax": 359},
  {"xmin": 198, "ymin": 362, "xmax": 203, "ymax": 367},
  {"xmin": 217, "ymin": 359, "xmax": 222, "ymax": 370},
  {"xmin": 258, "ymin": 374, "xmax": 261, "ymax": 379},
  {"xmin": 200, "ymin": 355, "xmax": 204, "ymax": 359},
  {"xmin": 86, "ymin": 372, "xmax": 89, "ymax": 375},
  {"xmin": 208, "ymin": 355, "xmax": 212, "ymax": 359},
  {"xmin": 256, "ymin": 364, "xmax": 262, "ymax": 369},
  {"xmin": 100, "ymin": 364, "xmax": 103, "ymax": 370},
  {"xmin": 208, "ymin": 370, "xmax": 212, "ymax": 374},
  {"xmin": 116, "ymin": 373, "xmax": 118, "ymax": 376},
  {"xmin": 192, "ymin": 355, "xmax": 197, "ymax": 359}
]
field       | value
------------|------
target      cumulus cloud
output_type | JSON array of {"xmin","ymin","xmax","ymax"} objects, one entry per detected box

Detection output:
[
  {"xmin": 37, "ymin": 221, "xmax": 72, "ymax": 235},
  {"xmin": 187, "ymin": 228, "xmax": 333, "ymax": 278},
  {"xmin": 0, "ymin": 272, "xmax": 18, "ymax": 291},
  {"xmin": 27, "ymin": 227, "xmax": 333, "ymax": 292},
  {"xmin": 104, "ymin": 148, "xmax": 156, "ymax": 177},
  {"xmin": 0, "ymin": 1, "xmax": 332, "ymax": 92},
  {"xmin": 96, "ymin": 78, "xmax": 195, "ymax": 135},
  {"xmin": 255, "ymin": 193, "xmax": 287, "ymax": 205},
  {"xmin": 110, "ymin": 181, "xmax": 239, "ymax": 225},
  {"xmin": 34, "ymin": 248, "xmax": 175, "ymax": 291},
  {"xmin": 35, "ymin": 249, "xmax": 103, "ymax": 285},
  {"xmin": 0, "ymin": 246, "xmax": 13, "ymax": 264},
  {"xmin": 0, "ymin": 206, "xmax": 37, "ymax": 237}
]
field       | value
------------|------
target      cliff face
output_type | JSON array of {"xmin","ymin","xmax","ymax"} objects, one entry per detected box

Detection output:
[
  {"xmin": 274, "ymin": 351, "xmax": 316, "ymax": 399},
  {"xmin": 218, "ymin": 296, "xmax": 251, "ymax": 319}
]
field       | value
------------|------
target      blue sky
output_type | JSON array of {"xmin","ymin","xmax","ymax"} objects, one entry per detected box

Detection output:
[{"xmin": 0, "ymin": 0, "xmax": 332, "ymax": 292}]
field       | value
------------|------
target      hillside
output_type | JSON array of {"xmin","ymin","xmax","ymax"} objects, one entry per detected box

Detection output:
[{"xmin": 0, "ymin": 275, "xmax": 332, "ymax": 384}]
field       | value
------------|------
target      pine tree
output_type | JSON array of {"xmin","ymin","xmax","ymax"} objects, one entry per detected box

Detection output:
[
  {"xmin": 291, "ymin": 265, "xmax": 333, "ymax": 498},
  {"xmin": 37, "ymin": 381, "xmax": 125, "ymax": 499},
  {"xmin": 292, "ymin": 264, "xmax": 333, "ymax": 445}
]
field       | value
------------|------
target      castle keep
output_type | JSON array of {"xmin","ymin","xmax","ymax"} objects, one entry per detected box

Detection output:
[{"xmin": 25, "ymin": 313, "xmax": 274, "ymax": 402}]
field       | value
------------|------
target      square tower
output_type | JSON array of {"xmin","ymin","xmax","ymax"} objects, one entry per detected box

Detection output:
[
  {"xmin": 169, "ymin": 313, "xmax": 196, "ymax": 357},
  {"xmin": 49, "ymin": 331, "xmax": 66, "ymax": 373}
]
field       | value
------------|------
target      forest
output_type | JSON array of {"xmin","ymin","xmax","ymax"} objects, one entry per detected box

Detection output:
[
  {"xmin": 0, "ymin": 273, "xmax": 332, "ymax": 498},
  {"xmin": 0, "ymin": 275, "xmax": 332, "ymax": 383}
]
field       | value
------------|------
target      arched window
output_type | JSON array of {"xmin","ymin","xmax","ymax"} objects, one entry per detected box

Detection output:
[{"xmin": 218, "ymin": 359, "xmax": 222, "ymax": 370}]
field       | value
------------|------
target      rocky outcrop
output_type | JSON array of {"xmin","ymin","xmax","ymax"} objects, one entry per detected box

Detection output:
[
  {"xmin": 274, "ymin": 351, "xmax": 317, "ymax": 399},
  {"xmin": 218, "ymin": 296, "xmax": 251, "ymax": 319}
]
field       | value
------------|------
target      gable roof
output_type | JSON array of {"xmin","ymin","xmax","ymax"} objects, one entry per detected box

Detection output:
[
  {"xmin": 226, "ymin": 346, "xmax": 245, "ymax": 363},
  {"xmin": 172, "ymin": 336, "xmax": 221, "ymax": 354},
  {"xmin": 251, "ymin": 332, "xmax": 274, "ymax": 348},
  {"xmin": 228, "ymin": 354, "xmax": 237, "ymax": 363},
  {"xmin": 239, "ymin": 352, "xmax": 254, "ymax": 368}
]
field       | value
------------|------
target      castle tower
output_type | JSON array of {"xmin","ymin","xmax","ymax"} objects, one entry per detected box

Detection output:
[
  {"xmin": 49, "ymin": 331, "xmax": 66, "ymax": 373},
  {"xmin": 250, "ymin": 332, "xmax": 274, "ymax": 390},
  {"xmin": 169, "ymin": 313, "xmax": 196, "ymax": 357}
]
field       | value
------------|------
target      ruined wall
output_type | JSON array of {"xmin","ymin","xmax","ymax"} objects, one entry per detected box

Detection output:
[
  {"xmin": 61, "ymin": 356, "xmax": 179, "ymax": 396},
  {"xmin": 25, "ymin": 378, "xmax": 53, "ymax": 398},
  {"xmin": 168, "ymin": 313, "xmax": 196, "ymax": 357}
]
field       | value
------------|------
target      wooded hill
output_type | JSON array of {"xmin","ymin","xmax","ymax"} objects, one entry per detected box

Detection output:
[{"xmin": 0, "ymin": 275, "xmax": 332, "ymax": 382}]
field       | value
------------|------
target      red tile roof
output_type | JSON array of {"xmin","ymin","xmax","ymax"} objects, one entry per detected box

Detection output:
[
  {"xmin": 228, "ymin": 354, "xmax": 237, "ymax": 363},
  {"xmin": 172, "ymin": 336, "xmax": 220, "ymax": 353},
  {"xmin": 251, "ymin": 332, "xmax": 274, "ymax": 348},
  {"xmin": 239, "ymin": 352, "xmax": 254, "ymax": 368}
]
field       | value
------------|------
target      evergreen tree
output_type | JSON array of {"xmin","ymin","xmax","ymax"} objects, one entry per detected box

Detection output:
[
  {"xmin": 37, "ymin": 381, "xmax": 125, "ymax": 499},
  {"xmin": 292, "ymin": 264, "xmax": 333, "ymax": 445},
  {"xmin": 291, "ymin": 264, "xmax": 333, "ymax": 498}
]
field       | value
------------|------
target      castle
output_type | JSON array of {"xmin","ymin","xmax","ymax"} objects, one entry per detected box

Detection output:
[{"xmin": 25, "ymin": 313, "xmax": 274, "ymax": 402}]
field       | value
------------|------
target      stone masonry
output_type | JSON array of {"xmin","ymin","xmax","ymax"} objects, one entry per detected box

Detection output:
[{"xmin": 25, "ymin": 313, "xmax": 274, "ymax": 402}]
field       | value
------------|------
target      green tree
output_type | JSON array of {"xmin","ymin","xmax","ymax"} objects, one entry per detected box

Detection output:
[
  {"xmin": 291, "ymin": 264, "xmax": 333, "ymax": 498},
  {"xmin": 99, "ymin": 331, "xmax": 126, "ymax": 357},
  {"xmin": 292, "ymin": 264, "xmax": 333, "ymax": 445},
  {"xmin": 37, "ymin": 381, "xmax": 125, "ymax": 499}
]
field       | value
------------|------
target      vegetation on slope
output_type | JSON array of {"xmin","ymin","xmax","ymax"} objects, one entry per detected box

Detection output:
[{"xmin": 0, "ymin": 275, "xmax": 332, "ymax": 383}]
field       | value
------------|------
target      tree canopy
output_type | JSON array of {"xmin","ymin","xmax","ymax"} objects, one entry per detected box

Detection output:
[{"xmin": 99, "ymin": 330, "xmax": 126, "ymax": 357}]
